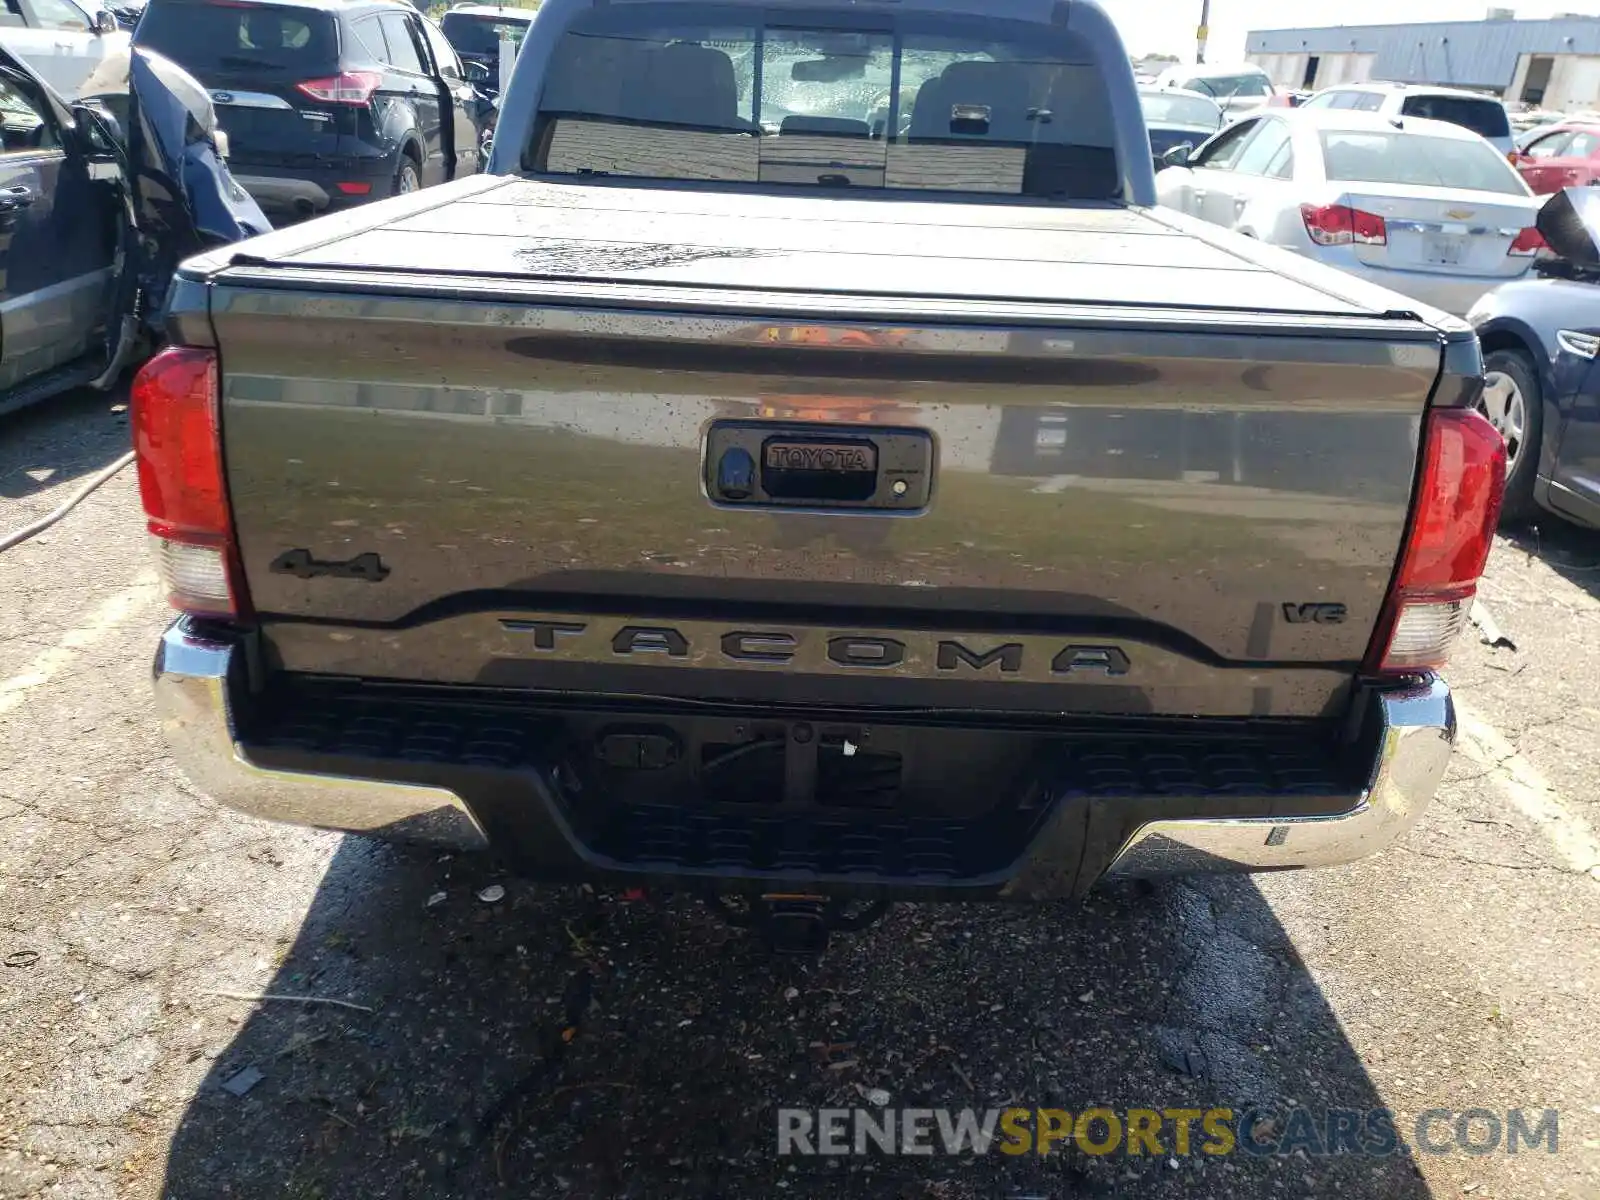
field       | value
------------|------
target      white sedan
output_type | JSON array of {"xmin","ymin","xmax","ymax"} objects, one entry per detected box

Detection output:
[{"xmin": 1155, "ymin": 108, "xmax": 1544, "ymax": 316}]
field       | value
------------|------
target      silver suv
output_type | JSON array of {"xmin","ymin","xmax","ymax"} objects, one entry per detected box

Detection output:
[{"xmin": 1301, "ymin": 83, "xmax": 1515, "ymax": 157}]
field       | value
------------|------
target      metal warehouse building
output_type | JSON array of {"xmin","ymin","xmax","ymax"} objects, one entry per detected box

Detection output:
[{"xmin": 1246, "ymin": 14, "xmax": 1600, "ymax": 110}]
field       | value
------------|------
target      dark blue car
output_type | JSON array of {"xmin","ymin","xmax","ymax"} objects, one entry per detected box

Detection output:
[
  {"xmin": 1470, "ymin": 187, "xmax": 1600, "ymax": 531},
  {"xmin": 0, "ymin": 43, "xmax": 265, "ymax": 415}
]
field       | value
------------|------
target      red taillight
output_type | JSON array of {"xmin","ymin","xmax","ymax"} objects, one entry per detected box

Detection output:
[
  {"xmin": 1300, "ymin": 203, "xmax": 1388, "ymax": 247},
  {"xmin": 130, "ymin": 346, "xmax": 247, "ymax": 618},
  {"xmin": 335, "ymin": 181, "xmax": 373, "ymax": 195},
  {"xmin": 1508, "ymin": 226, "xmax": 1546, "ymax": 256},
  {"xmin": 1365, "ymin": 408, "xmax": 1506, "ymax": 675},
  {"xmin": 295, "ymin": 71, "xmax": 382, "ymax": 105}
]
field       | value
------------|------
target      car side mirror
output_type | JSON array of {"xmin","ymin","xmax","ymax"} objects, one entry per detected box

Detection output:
[
  {"xmin": 1161, "ymin": 143, "xmax": 1193, "ymax": 169},
  {"xmin": 70, "ymin": 100, "xmax": 126, "ymax": 180},
  {"xmin": 92, "ymin": 9, "xmax": 118, "ymax": 34},
  {"xmin": 463, "ymin": 61, "xmax": 490, "ymax": 85}
]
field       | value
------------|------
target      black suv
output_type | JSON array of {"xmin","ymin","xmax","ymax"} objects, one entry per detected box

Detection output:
[{"xmin": 133, "ymin": 0, "xmax": 481, "ymax": 219}]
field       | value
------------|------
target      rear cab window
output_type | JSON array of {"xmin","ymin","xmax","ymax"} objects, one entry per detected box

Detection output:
[
  {"xmin": 135, "ymin": 0, "xmax": 341, "ymax": 77},
  {"xmin": 1138, "ymin": 91, "xmax": 1220, "ymax": 128},
  {"xmin": 1181, "ymin": 73, "xmax": 1270, "ymax": 100},
  {"xmin": 1399, "ymin": 94, "xmax": 1511, "ymax": 141},
  {"xmin": 439, "ymin": 11, "xmax": 531, "ymax": 59},
  {"xmin": 1319, "ymin": 130, "xmax": 1528, "ymax": 195},
  {"xmin": 524, "ymin": 2, "xmax": 1124, "ymax": 200}
]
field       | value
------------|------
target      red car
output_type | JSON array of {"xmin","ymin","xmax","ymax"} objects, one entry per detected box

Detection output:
[{"xmin": 1513, "ymin": 124, "xmax": 1600, "ymax": 194}]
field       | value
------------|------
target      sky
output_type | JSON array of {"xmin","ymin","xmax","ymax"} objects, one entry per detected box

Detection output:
[{"xmin": 1100, "ymin": 0, "xmax": 1600, "ymax": 62}]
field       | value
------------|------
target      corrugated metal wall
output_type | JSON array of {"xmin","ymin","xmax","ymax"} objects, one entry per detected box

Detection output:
[{"xmin": 1246, "ymin": 18, "xmax": 1600, "ymax": 91}]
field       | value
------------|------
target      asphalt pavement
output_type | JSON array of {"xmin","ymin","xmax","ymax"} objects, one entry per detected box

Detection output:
[{"xmin": 0, "ymin": 391, "xmax": 1597, "ymax": 1200}]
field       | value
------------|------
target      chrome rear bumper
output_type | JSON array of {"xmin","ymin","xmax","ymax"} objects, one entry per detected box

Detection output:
[{"xmin": 152, "ymin": 617, "xmax": 1455, "ymax": 880}]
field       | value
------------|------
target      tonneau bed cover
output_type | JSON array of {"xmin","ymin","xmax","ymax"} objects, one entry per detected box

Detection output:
[{"xmin": 203, "ymin": 178, "xmax": 1460, "ymax": 329}]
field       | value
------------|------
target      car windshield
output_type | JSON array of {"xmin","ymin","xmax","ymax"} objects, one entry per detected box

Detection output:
[
  {"xmin": 440, "ymin": 11, "xmax": 532, "ymax": 59},
  {"xmin": 135, "ymin": 0, "xmax": 339, "ymax": 74},
  {"xmin": 527, "ymin": 2, "xmax": 1123, "ymax": 200},
  {"xmin": 1139, "ymin": 91, "xmax": 1220, "ymax": 127},
  {"xmin": 1319, "ymin": 130, "xmax": 1529, "ymax": 195},
  {"xmin": 1184, "ymin": 73, "xmax": 1269, "ymax": 100},
  {"xmin": 1399, "ymin": 94, "xmax": 1511, "ymax": 140}
]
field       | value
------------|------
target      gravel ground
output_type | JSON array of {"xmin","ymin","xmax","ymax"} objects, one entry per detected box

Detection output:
[{"xmin": 0, "ymin": 393, "xmax": 1597, "ymax": 1200}]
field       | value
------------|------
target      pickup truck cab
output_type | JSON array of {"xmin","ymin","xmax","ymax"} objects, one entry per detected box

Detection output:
[{"xmin": 139, "ymin": 0, "xmax": 1502, "ymax": 945}]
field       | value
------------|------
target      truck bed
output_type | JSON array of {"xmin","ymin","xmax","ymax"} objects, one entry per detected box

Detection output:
[{"xmin": 171, "ymin": 177, "xmax": 1468, "ymax": 729}]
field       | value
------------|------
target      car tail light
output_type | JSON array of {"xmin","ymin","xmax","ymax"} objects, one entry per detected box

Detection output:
[
  {"xmin": 130, "ymin": 347, "xmax": 249, "ymax": 619},
  {"xmin": 1365, "ymin": 408, "xmax": 1506, "ymax": 675},
  {"xmin": 1300, "ymin": 203, "xmax": 1387, "ymax": 246},
  {"xmin": 335, "ymin": 181, "xmax": 372, "ymax": 195},
  {"xmin": 1508, "ymin": 226, "xmax": 1546, "ymax": 256},
  {"xmin": 295, "ymin": 71, "xmax": 383, "ymax": 105}
]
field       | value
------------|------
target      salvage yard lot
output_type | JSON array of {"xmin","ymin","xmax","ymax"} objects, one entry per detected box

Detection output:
[{"xmin": 1, "ymin": 393, "xmax": 1598, "ymax": 1200}]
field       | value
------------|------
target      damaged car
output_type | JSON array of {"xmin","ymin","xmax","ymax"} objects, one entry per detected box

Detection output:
[
  {"xmin": 1471, "ymin": 185, "xmax": 1600, "ymax": 529},
  {"xmin": 0, "ymin": 42, "xmax": 265, "ymax": 416}
]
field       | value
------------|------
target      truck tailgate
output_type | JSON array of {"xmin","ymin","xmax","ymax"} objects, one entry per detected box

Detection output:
[{"xmin": 201, "ymin": 180, "xmax": 1454, "ymax": 720}]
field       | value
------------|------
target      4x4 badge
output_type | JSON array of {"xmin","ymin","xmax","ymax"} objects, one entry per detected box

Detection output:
[{"xmin": 269, "ymin": 549, "xmax": 390, "ymax": 582}]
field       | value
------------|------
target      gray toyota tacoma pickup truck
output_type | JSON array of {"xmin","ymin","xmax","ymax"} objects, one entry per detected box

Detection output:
[{"xmin": 138, "ymin": 0, "xmax": 1505, "ymax": 945}]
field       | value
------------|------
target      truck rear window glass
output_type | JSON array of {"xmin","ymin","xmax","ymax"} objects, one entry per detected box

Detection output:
[
  {"xmin": 1319, "ymin": 131, "xmax": 1528, "ymax": 196},
  {"xmin": 1399, "ymin": 94, "xmax": 1511, "ymax": 140},
  {"xmin": 1139, "ymin": 91, "xmax": 1220, "ymax": 128},
  {"xmin": 525, "ymin": 3, "xmax": 1122, "ymax": 199},
  {"xmin": 1181, "ymin": 73, "xmax": 1270, "ymax": 100},
  {"xmin": 135, "ymin": 1, "xmax": 340, "ymax": 75},
  {"xmin": 439, "ymin": 12, "xmax": 531, "ymax": 60}
]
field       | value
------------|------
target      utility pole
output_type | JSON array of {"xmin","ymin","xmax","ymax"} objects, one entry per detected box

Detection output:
[{"xmin": 1197, "ymin": 0, "xmax": 1210, "ymax": 63}]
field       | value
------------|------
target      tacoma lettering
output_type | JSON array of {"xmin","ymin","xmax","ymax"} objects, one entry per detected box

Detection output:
[
  {"xmin": 496, "ymin": 620, "xmax": 1133, "ymax": 679},
  {"xmin": 936, "ymin": 642, "xmax": 1023, "ymax": 674}
]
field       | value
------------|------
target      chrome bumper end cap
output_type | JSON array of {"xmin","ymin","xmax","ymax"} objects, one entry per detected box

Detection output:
[
  {"xmin": 1106, "ymin": 675, "xmax": 1455, "ymax": 878},
  {"xmin": 152, "ymin": 617, "xmax": 489, "ymax": 851}
]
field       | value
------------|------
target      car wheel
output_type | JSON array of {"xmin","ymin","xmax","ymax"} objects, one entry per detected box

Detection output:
[
  {"xmin": 1479, "ymin": 348, "xmax": 1544, "ymax": 524},
  {"xmin": 393, "ymin": 157, "xmax": 421, "ymax": 197}
]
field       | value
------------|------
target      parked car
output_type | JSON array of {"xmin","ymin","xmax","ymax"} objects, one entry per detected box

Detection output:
[
  {"xmin": 1511, "ymin": 107, "xmax": 1568, "ymax": 136},
  {"xmin": 1156, "ymin": 107, "xmax": 1543, "ymax": 315},
  {"xmin": 438, "ymin": 3, "xmax": 531, "ymax": 97},
  {"xmin": 1299, "ymin": 83, "xmax": 1515, "ymax": 158},
  {"xmin": 136, "ymin": 0, "xmax": 1498, "ymax": 955},
  {"xmin": 1510, "ymin": 123, "xmax": 1600, "ymax": 194},
  {"xmin": 1137, "ymin": 86, "xmax": 1222, "ymax": 174},
  {"xmin": 0, "ymin": 0, "xmax": 129, "ymax": 97},
  {"xmin": 1470, "ymin": 187, "xmax": 1600, "ymax": 529},
  {"xmin": 1154, "ymin": 62, "xmax": 1275, "ymax": 117},
  {"xmin": 0, "ymin": 42, "xmax": 264, "ymax": 414},
  {"xmin": 131, "ymin": 0, "xmax": 481, "ymax": 221}
]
